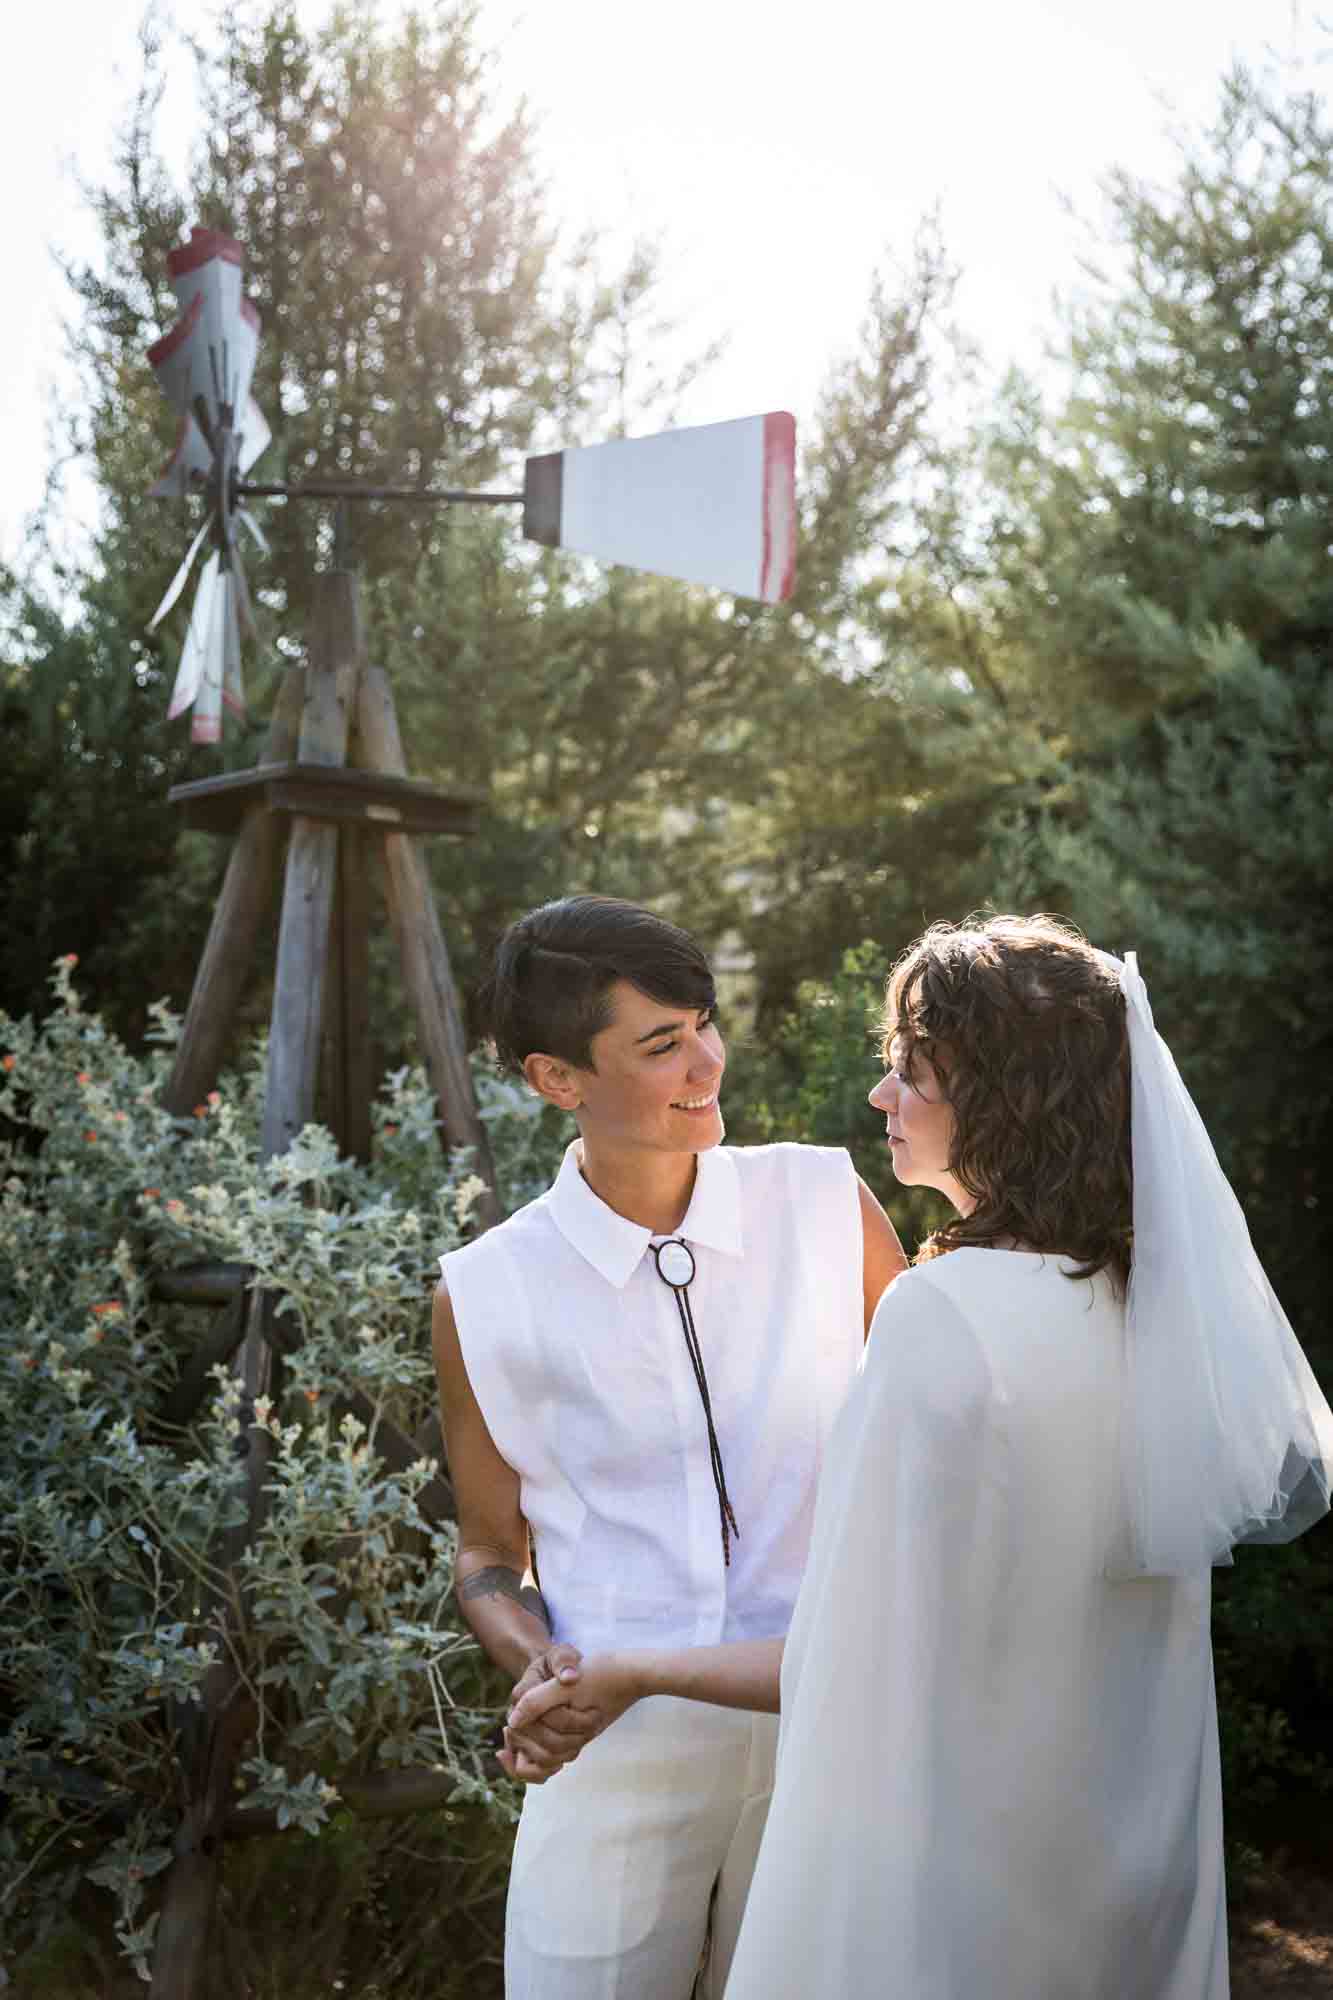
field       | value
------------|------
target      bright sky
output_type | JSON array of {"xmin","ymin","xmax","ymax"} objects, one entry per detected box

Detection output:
[{"xmin": 0, "ymin": 0, "xmax": 1323, "ymax": 570}]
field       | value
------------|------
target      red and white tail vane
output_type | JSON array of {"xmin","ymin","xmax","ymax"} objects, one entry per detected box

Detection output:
[
  {"xmin": 523, "ymin": 411, "xmax": 797, "ymax": 604},
  {"xmin": 147, "ymin": 229, "xmax": 271, "ymax": 743}
]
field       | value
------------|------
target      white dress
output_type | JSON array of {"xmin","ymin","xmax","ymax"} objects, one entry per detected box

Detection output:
[{"xmin": 725, "ymin": 1250, "xmax": 1229, "ymax": 2000}]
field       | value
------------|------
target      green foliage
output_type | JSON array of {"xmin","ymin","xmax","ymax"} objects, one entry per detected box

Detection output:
[
  {"xmin": 724, "ymin": 941, "xmax": 941, "ymax": 1252},
  {"xmin": 0, "ymin": 962, "xmax": 544, "ymax": 1983},
  {"xmin": 1214, "ymin": 1540, "xmax": 1333, "ymax": 1826}
]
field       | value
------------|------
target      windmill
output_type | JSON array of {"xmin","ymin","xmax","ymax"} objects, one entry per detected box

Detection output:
[
  {"xmin": 146, "ymin": 225, "xmax": 797, "ymax": 1190},
  {"xmin": 147, "ymin": 226, "xmax": 795, "ymax": 746},
  {"xmin": 138, "ymin": 226, "xmax": 799, "ymax": 2000}
]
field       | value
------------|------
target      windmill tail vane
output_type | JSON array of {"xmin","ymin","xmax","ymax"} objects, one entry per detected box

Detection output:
[{"xmin": 147, "ymin": 228, "xmax": 270, "ymax": 744}]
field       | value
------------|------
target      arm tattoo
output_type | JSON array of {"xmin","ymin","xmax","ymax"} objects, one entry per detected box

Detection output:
[{"xmin": 459, "ymin": 1565, "xmax": 549, "ymax": 1629}]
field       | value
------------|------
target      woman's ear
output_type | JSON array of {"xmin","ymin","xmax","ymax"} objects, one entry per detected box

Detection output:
[{"xmin": 523, "ymin": 1050, "xmax": 583, "ymax": 1111}]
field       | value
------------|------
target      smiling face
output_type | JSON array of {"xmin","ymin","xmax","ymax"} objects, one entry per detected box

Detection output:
[
  {"xmin": 524, "ymin": 978, "xmax": 725, "ymax": 1157},
  {"xmin": 867, "ymin": 1038, "xmax": 972, "ymax": 1214}
]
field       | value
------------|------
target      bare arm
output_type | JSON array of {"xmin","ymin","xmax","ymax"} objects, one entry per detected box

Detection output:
[
  {"xmin": 433, "ymin": 1278, "xmax": 598, "ymax": 1775},
  {"xmin": 502, "ymin": 1635, "xmax": 784, "ymax": 1779},
  {"xmin": 432, "ymin": 1278, "xmax": 553, "ymax": 1679},
  {"xmin": 632, "ymin": 1636, "xmax": 784, "ymax": 1712},
  {"xmin": 857, "ymin": 1175, "xmax": 908, "ymax": 1337}
]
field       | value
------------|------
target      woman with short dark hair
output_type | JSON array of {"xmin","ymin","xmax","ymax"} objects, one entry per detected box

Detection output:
[
  {"xmin": 435, "ymin": 894, "xmax": 907, "ymax": 1998},
  {"xmin": 507, "ymin": 912, "xmax": 1333, "ymax": 1999}
]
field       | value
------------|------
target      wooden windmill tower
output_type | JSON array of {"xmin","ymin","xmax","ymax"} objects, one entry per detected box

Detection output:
[{"xmin": 138, "ymin": 224, "xmax": 797, "ymax": 1997}]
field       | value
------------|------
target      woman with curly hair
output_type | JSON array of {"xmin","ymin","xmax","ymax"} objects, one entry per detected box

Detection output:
[{"xmin": 506, "ymin": 913, "xmax": 1333, "ymax": 1999}]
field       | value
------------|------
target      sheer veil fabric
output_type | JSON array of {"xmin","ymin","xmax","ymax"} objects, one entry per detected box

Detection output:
[{"xmin": 1108, "ymin": 952, "xmax": 1333, "ymax": 1575}]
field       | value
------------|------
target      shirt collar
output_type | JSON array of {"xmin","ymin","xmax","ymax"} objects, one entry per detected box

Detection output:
[{"xmin": 548, "ymin": 1141, "xmax": 744, "ymax": 1290}]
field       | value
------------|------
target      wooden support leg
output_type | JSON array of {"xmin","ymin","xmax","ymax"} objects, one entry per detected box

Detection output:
[
  {"xmin": 340, "ymin": 826, "xmax": 374, "ymax": 1164},
  {"xmin": 316, "ymin": 833, "xmax": 346, "ymax": 1153},
  {"xmin": 260, "ymin": 575, "xmax": 361, "ymax": 1162},
  {"xmin": 354, "ymin": 666, "xmax": 501, "ymax": 1225},
  {"xmin": 162, "ymin": 667, "xmax": 306, "ymax": 1117},
  {"xmin": 318, "ymin": 826, "xmax": 373, "ymax": 1164}
]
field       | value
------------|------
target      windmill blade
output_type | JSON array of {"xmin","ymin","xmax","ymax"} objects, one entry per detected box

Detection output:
[
  {"xmin": 226, "ymin": 539, "xmax": 259, "ymax": 646},
  {"xmin": 167, "ymin": 552, "xmax": 220, "ymax": 723},
  {"xmin": 150, "ymin": 411, "xmax": 213, "ymax": 499},
  {"xmin": 151, "ymin": 394, "xmax": 269, "ymax": 499},
  {"xmin": 164, "ymin": 554, "xmax": 252, "ymax": 740},
  {"xmin": 222, "ymin": 583, "xmax": 245, "ymax": 723},
  {"xmin": 236, "ymin": 396, "xmax": 271, "ymax": 474},
  {"xmin": 238, "ymin": 506, "xmax": 269, "ymax": 556},
  {"xmin": 149, "ymin": 233, "xmax": 261, "ymax": 429},
  {"xmin": 191, "ymin": 570, "xmax": 229, "ymax": 746},
  {"xmin": 523, "ymin": 411, "xmax": 796, "ymax": 603},
  {"xmin": 149, "ymin": 514, "xmax": 213, "ymax": 630}
]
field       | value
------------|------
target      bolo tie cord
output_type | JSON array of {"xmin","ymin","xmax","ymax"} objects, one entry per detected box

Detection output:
[{"xmin": 652, "ymin": 1240, "xmax": 741, "ymax": 1566}]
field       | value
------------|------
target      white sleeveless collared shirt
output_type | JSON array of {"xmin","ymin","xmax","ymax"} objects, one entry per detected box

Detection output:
[{"xmin": 440, "ymin": 1140, "xmax": 863, "ymax": 1655}]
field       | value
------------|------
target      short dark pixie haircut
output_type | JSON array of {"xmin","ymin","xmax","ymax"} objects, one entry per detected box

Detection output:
[{"xmin": 485, "ymin": 895, "xmax": 716, "ymax": 1074}]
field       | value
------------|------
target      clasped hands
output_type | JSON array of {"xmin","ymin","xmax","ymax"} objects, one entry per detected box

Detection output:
[{"xmin": 498, "ymin": 1643, "xmax": 637, "ymax": 1784}]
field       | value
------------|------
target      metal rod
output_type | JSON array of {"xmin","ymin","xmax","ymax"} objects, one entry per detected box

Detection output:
[{"xmin": 235, "ymin": 481, "xmax": 523, "ymax": 505}]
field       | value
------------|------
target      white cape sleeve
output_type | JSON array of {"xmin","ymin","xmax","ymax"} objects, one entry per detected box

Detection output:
[
  {"xmin": 724, "ymin": 1259, "xmax": 1228, "ymax": 2000},
  {"xmin": 724, "ymin": 1268, "xmax": 998, "ymax": 1998}
]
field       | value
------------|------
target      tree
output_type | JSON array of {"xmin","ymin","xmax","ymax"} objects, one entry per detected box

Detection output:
[
  {"xmin": 980, "ymin": 67, "xmax": 1333, "ymax": 1346},
  {"xmin": 11, "ymin": 2, "xmax": 732, "ymax": 1040},
  {"xmin": 968, "ymin": 65, "xmax": 1333, "ymax": 1838}
]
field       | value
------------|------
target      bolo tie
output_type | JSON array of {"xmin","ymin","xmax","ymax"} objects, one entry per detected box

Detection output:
[{"xmin": 651, "ymin": 1238, "xmax": 741, "ymax": 1566}]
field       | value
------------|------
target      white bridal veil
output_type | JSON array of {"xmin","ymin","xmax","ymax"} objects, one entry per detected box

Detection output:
[{"xmin": 1107, "ymin": 951, "xmax": 1333, "ymax": 1576}]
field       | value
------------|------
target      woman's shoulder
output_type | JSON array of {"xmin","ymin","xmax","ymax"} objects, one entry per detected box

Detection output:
[
  {"xmin": 722, "ymin": 1141, "xmax": 858, "ymax": 1222},
  {"xmin": 872, "ymin": 1250, "xmax": 1123, "ymax": 1410},
  {"xmin": 906, "ymin": 1245, "xmax": 1115, "ymax": 1306},
  {"xmin": 863, "ymin": 1262, "xmax": 997, "ymax": 1426},
  {"xmin": 723, "ymin": 1139, "xmax": 853, "ymax": 1184}
]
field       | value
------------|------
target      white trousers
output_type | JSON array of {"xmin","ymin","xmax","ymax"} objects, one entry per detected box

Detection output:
[{"xmin": 504, "ymin": 1695, "xmax": 779, "ymax": 2000}]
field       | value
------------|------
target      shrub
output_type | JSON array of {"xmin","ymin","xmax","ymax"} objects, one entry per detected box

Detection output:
[{"xmin": 0, "ymin": 961, "xmax": 563, "ymax": 1985}]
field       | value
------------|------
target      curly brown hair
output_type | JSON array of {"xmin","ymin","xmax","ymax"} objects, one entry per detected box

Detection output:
[{"xmin": 883, "ymin": 913, "xmax": 1133, "ymax": 1290}]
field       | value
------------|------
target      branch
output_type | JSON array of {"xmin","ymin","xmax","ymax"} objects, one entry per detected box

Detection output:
[{"xmin": 224, "ymin": 1762, "xmax": 466, "ymax": 1837}]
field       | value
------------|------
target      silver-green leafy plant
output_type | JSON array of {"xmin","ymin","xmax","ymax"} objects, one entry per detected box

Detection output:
[{"xmin": 0, "ymin": 959, "xmax": 568, "ymax": 1981}]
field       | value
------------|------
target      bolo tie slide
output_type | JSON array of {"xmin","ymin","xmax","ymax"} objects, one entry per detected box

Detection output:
[{"xmin": 651, "ymin": 1238, "xmax": 740, "ymax": 1566}]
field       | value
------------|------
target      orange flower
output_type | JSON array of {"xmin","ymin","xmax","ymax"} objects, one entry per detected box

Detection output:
[
  {"xmin": 142, "ymin": 1188, "xmax": 161, "ymax": 1201},
  {"xmin": 303, "ymin": 1387, "xmax": 320, "ymax": 1404},
  {"xmin": 92, "ymin": 1302, "xmax": 124, "ymax": 1318},
  {"xmin": 77, "ymin": 1071, "xmax": 91, "ymax": 1085},
  {"xmin": 193, "ymin": 1104, "xmax": 208, "ymax": 1119},
  {"xmin": 383, "ymin": 1124, "xmax": 398, "ymax": 1137},
  {"xmin": 1, "ymin": 1054, "xmax": 14, "ymax": 1072},
  {"xmin": 85, "ymin": 1131, "xmax": 98, "ymax": 1144}
]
